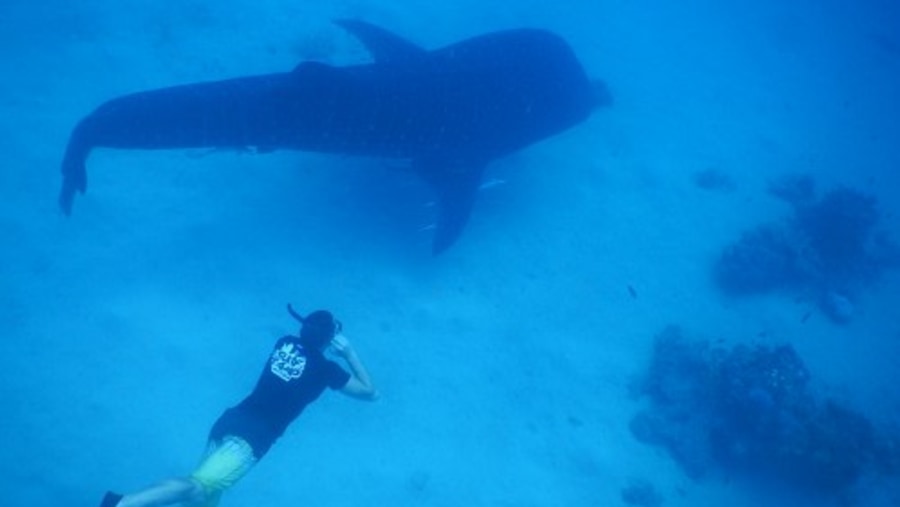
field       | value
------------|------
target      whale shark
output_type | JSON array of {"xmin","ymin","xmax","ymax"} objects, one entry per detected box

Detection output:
[{"xmin": 59, "ymin": 20, "xmax": 606, "ymax": 253}]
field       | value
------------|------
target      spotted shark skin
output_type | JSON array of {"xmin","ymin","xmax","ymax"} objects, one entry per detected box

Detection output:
[{"xmin": 59, "ymin": 20, "xmax": 604, "ymax": 253}]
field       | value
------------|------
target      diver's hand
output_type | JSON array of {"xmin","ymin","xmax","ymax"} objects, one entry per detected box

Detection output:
[
  {"xmin": 331, "ymin": 334, "xmax": 377, "ymax": 400},
  {"xmin": 330, "ymin": 334, "xmax": 354, "ymax": 358}
]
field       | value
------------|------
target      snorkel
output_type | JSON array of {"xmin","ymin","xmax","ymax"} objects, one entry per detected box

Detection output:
[{"xmin": 286, "ymin": 303, "xmax": 306, "ymax": 324}]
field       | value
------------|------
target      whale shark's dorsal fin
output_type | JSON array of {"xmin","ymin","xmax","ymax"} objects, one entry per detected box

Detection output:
[{"xmin": 333, "ymin": 19, "xmax": 425, "ymax": 64}]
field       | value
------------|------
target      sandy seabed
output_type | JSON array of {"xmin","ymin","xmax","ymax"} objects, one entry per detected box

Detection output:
[{"xmin": 2, "ymin": 1, "xmax": 899, "ymax": 506}]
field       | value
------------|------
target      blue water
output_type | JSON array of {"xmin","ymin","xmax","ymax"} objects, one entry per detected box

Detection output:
[{"xmin": 2, "ymin": 1, "xmax": 899, "ymax": 506}]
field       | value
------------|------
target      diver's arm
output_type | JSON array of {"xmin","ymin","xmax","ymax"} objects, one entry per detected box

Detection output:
[{"xmin": 332, "ymin": 335, "xmax": 379, "ymax": 400}]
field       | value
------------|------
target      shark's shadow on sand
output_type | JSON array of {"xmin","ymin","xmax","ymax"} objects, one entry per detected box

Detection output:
[{"xmin": 59, "ymin": 19, "xmax": 610, "ymax": 253}]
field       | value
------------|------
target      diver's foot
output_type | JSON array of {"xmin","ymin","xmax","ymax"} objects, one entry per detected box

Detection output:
[{"xmin": 99, "ymin": 491, "xmax": 123, "ymax": 507}]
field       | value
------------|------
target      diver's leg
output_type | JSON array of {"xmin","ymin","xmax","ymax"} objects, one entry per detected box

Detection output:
[
  {"xmin": 106, "ymin": 477, "xmax": 205, "ymax": 507},
  {"xmin": 188, "ymin": 436, "xmax": 257, "ymax": 507},
  {"xmin": 99, "ymin": 436, "xmax": 253, "ymax": 507}
]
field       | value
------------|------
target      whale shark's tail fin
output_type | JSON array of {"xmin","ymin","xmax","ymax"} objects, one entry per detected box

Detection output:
[{"xmin": 415, "ymin": 156, "xmax": 486, "ymax": 255}]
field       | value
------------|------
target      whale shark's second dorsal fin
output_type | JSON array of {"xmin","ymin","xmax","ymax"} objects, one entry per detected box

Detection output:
[{"xmin": 333, "ymin": 19, "xmax": 426, "ymax": 64}]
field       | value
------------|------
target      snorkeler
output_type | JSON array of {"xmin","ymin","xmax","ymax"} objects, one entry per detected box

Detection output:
[{"xmin": 99, "ymin": 305, "xmax": 379, "ymax": 507}]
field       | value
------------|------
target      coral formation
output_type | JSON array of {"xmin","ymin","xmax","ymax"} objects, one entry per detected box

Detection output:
[
  {"xmin": 692, "ymin": 167, "xmax": 735, "ymax": 192},
  {"xmin": 715, "ymin": 224, "xmax": 806, "ymax": 294},
  {"xmin": 714, "ymin": 175, "xmax": 898, "ymax": 323},
  {"xmin": 767, "ymin": 173, "xmax": 816, "ymax": 206},
  {"xmin": 621, "ymin": 478, "xmax": 664, "ymax": 507},
  {"xmin": 630, "ymin": 327, "xmax": 898, "ymax": 495},
  {"xmin": 794, "ymin": 187, "xmax": 883, "ymax": 283}
]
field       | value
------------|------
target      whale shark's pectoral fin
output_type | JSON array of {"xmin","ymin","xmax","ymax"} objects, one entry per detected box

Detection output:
[
  {"xmin": 59, "ymin": 120, "xmax": 92, "ymax": 215},
  {"xmin": 415, "ymin": 156, "xmax": 487, "ymax": 255},
  {"xmin": 333, "ymin": 19, "xmax": 426, "ymax": 64}
]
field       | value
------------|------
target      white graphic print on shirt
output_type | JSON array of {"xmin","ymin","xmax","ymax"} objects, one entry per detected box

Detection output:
[{"xmin": 270, "ymin": 342, "xmax": 307, "ymax": 381}]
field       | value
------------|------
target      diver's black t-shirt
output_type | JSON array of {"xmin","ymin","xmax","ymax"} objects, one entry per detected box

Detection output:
[{"xmin": 210, "ymin": 335, "xmax": 350, "ymax": 457}]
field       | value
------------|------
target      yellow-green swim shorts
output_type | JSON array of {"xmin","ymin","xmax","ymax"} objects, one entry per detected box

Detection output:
[{"xmin": 190, "ymin": 436, "xmax": 257, "ymax": 507}]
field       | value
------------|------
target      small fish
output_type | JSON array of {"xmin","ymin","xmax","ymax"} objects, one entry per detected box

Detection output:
[{"xmin": 627, "ymin": 284, "xmax": 637, "ymax": 299}]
